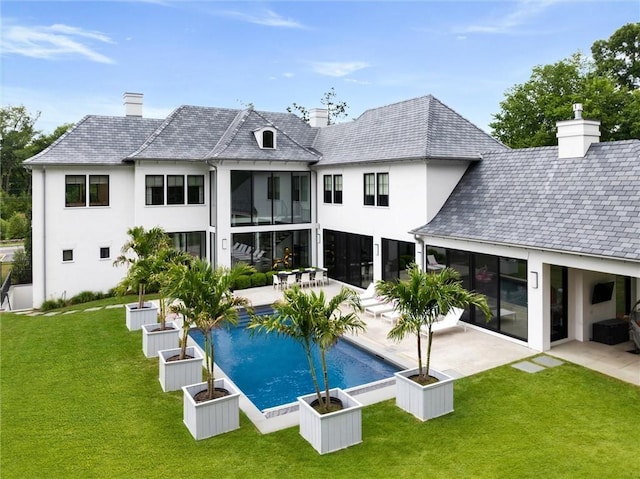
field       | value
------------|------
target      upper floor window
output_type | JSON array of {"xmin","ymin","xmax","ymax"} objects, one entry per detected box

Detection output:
[
  {"xmin": 363, "ymin": 172, "xmax": 389, "ymax": 207},
  {"xmin": 65, "ymin": 175, "xmax": 86, "ymax": 207},
  {"xmin": 89, "ymin": 175, "xmax": 109, "ymax": 206},
  {"xmin": 187, "ymin": 175, "xmax": 204, "ymax": 204},
  {"xmin": 333, "ymin": 175, "xmax": 343, "ymax": 204},
  {"xmin": 263, "ymin": 130, "xmax": 274, "ymax": 148},
  {"xmin": 323, "ymin": 175, "xmax": 333, "ymax": 203},
  {"xmin": 363, "ymin": 173, "xmax": 375, "ymax": 206},
  {"xmin": 253, "ymin": 127, "xmax": 277, "ymax": 149},
  {"xmin": 167, "ymin": 175, "xmax": 185, "ymax": 205},
  {"xmin": 145, "ymin": 175, "xmax": 164, "ymax": 205},
  {"xmin": 66, "ymin": 174, "xmax": 109, "ymax": 207}
]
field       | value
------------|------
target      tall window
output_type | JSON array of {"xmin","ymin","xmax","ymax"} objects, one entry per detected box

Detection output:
[
  {"xmin": 167, "ymin": 175, "xmax": 185, "ymax": 205},
  {"xmin": 377, "ymin": 173, "xmax": 389, "ymax": 207},
  {"xmin": 188, "ymin": 175, "xmax": 204, "ymax": 204},
  {"xmin": 89, "ymin": 175, "xmax": 109, "ymax": 206},
  {"xmin": 145, "ymin": 175, "xmax": 164, "ymax": 205},
  {"xmin": 333, "ymin": 174, "xmax": 343, "ymax": 204},
  {"xmin": 323, "ymin": 175, "xmax": 333, "ymax": 203},
  {"xmin": 267, "ymin": 176, "xmax": 280, "ymax": 200},
  {"xmin": 262, "ymin": 130, "xmax": 274, "ymax": 148},
  {"xmin": 363, "ymin": 173, "xmax": 375, "ymax": 206},
  {"xmin": 65, "ymin": 175, "xmax": 86, "ymax": 207}
]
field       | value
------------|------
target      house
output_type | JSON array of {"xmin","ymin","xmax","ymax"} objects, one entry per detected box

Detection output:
[{"xmin": 24, "ymin": 94, "xmax": 639, "ymax": 354}]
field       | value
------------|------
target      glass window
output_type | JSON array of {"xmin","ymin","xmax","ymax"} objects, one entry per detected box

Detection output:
[
  {"xmin": 188, "ymin": 175, "xmax": 205, "ymax": 205},
  {"xmin": 323, "ymin": 229, "xmax": 372, "ymax": 289},
  {"xmin": 231, "ymin": 171, "xmax": 253, "ymax": 226},
  {"xmin": 145, "ymin": 175, "xmax": 164, "ymax": 205},
  {"xmin": 167, "ymin": 175, "xmax": 184, "ymax": 205},
  {"xmin": 62, "ymin": 249, "xmax": 73, "ymax": 262},
  {"xmin": 169, "ymin": 231, "xmax": 205, "ymax": 258},
  {"xmin": 292, "ymin": 172, "xmax": 311, "ymax": 223},
  {"xmin": 89, "ymin": 175, "xmax": 109, "ymax": 206},
  {"xmin": 267, "ymin": 175, "xmax": 281, "ymax": 200},
  {"xmin": 363, "ymin": 173, "xmax": 375, "ymax": 206},
  {"xmin": 499, "ymin": 258, "xmax": 528, "ymax": 340},
  {"xmin": 383, "ymin": 238, "xmax": 415, "ymax": 281},
  {"xmin": 333, "ymin": 175, "xmax": 343, "ymax": 204},
  {"xmin": 273, "ymin": 172, "xmax": 291, "ymax": 224},
  {"xmin": 262, "ymin": 130, "xmax": 274, "ymax": 148},
  {"xmin": 65, "ymin": 175, "xmax": 86, "ymax": 207},
  {"xmin": 253, "ymin": 171, "xmax": 272, "ymax": 225},
  {"xmin": 323, "ymin": 175, "xmax": 332, "ymax": 203},
  {"xmin": 377, "ymin": 173, "xmax": 389, "ymax": 206},
  {"xmin": 99, "ymin": 247, "xmax": 110, "ymax": 259}
]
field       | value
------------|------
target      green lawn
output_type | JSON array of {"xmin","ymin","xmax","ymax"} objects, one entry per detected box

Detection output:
[{"xmin": 2, "ymin": 304, "xmax": 639, "ymax": 478}]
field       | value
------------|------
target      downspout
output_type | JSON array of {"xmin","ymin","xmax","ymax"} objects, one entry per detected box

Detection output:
[
  {"xmin": 205, "ymin": 160, "xmax": 217, "ymax": 266},
  {"xmin": 42, "ymin": 166, "xmax": 47, "ymax": 301}
]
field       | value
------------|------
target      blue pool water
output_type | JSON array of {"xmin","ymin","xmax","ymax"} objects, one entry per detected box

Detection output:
[{"xmin": 189, "ymin": 306, "xmax": 400, "ymax": 411}]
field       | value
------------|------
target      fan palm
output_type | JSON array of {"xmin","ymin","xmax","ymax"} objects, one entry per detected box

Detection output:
[
  {"xmin": 249, "ymin": 285, "xmax": 365, "ymax": 413},
  {"xmin": 376, "ymin": 264, "xmax": 491, "ymax": 383},
  {"xmin": 166, "ymin": 259, "xmax": 254, "ymax": 400}
]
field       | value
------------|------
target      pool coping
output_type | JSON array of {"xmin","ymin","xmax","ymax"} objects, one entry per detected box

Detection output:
[{"xmin": 186, "ymin": 329, "xmax": 414, "ymax": 434}]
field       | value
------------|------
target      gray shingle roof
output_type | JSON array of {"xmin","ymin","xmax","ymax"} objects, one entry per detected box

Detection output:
[
  {"xmin": 412, "ymin": 140, "xmax": 640, "ymax": 261},
  {"xmin": 313, "ymin": 95, "xmax": 506, "ymax": 165},
  {"xmin": 128, "ymin": 106, "xmax": 319, "ymax": 162},
  {"xmin": 23, "ymin": 116, "xmax": 164, "ymax": 166}
]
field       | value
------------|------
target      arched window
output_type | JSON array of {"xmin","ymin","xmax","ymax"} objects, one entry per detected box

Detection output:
[{"xmin": 262, "ymin": 130, "xmax": 274, "ymax": 148}]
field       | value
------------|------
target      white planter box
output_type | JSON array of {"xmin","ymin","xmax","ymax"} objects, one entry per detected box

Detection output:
[
  {"xmin": 142, "ymin": 321, "xmax": 180, "ymax": 358},
  {"xmin": 158, "ymin": 346, "xmax": 203, "ymax": 392},
  {"xmin": 125, "ymin": 302, "xmax": 158, "ymax": 331},
  {"xmin": 298, "ymin": 388, "xmax": 363, "ymax": 454},
  {"xmin": 394, "ymin": 367, "xmax": 454, "ymax": 421},
  {"xmin": 182, "ymin": 379, "xmax": 240, "ymax": 440}
]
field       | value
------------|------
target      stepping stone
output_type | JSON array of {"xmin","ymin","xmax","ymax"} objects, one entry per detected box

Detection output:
[
  {"xmin": 512, "ymin": 361, "xmax": 546, "ymax": 373},
  {"xmin": 84, "ymin": 307, "xmax": 102, "ymax": 312},
  {"xmin": 105, "ymin": 304, "xmax": 124, "ymax": 309},
  {"xmin": 63, "ymin": 310, "xmax": 79, "ymax": 315},
  {"xmin": 44, "ymin": 312, "xmax": 60, "ymax": 316},
  {"xmin": 532, "ymin": 356, "xmax": 564, "ymax": 368},
  {"xmin": 27, "ymin": 312, "xmax": 43, "ymax": 316}
]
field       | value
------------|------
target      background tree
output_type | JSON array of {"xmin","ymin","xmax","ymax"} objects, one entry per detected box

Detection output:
[
  {"xmin": 491, "ymin": 24, "xmax": 640, "ymax": 147},
  {"xmin": 287, "ymin": 87, "xmax": 349, "ymax": 125},
  {"xmin": 592, "ymin": 22, "xmax": 640, "ymax": 90}
]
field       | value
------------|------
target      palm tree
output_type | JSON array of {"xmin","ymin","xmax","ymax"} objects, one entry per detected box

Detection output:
[
  {"xmin": 150, "ymin": 247, "xmax": 192, "ymax": 330},
  {"xmin": 113, "ymin": 226, "xmax": 170, "ymax": 309},
  {"xmin": 167, "ymin": 258, "xmax": 254, "ymax": 400},
  {"xmin": 376, "ymin": 263, "xmax": 491, "ymax": 384},
  {"xmin": 249, "ymin": 285, "xmax": 365, "ymax": 413}
]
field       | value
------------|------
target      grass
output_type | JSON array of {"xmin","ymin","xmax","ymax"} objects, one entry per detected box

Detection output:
[{"xmin": 2, "ymin": 303, "xmax": 639, "ymax": 478}]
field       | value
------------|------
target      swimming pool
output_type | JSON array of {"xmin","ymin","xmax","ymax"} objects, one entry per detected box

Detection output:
[{"xmin": 189, "ymin": 306, "xmax": 401, "ymax": 411}]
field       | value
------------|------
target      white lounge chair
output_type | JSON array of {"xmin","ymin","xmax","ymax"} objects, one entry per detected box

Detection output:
[
  {"xmin": 359, "ymin": 283, "xmax": 377, "ymax": 301},
  {"xmin": 427, "ymin": 255, "xmax": 445, "ymax": 271},
  {"xmin": 361, "ymin": 296, "xmax": 385, "ymax": 308},
  {"xmin": 365, "ymin": 301, "xmax": 397, "ymax": 319},
  {"xmin": 421, "ymin": 307, "xmax": 465, "ymax": 334},
  {"xmin": 381, "ymin": 310, "xmax": 402, "ymax": 324}
]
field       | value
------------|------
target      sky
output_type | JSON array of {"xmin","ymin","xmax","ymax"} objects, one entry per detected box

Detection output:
[{"xmin": 2, "ymin": 0, "xmax": 639, "ymax": 135}]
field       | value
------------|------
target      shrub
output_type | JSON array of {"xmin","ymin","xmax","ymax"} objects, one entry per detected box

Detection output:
[
  {"xmin": 0, "ymin": 218, "xmax": 8, "ymax": 240},
  {"xmin": 6, "ymin": 212, "xmax": 28, "ymax": 240},
  {"xmin": 264, "ymin": 271, "xmax": 275, "ymax": 285},
  {"xmin": 41, "ymin": 298, "xmax": 67, "ymax": 311},
  {"xmin": 234, "ymin": 275, "xmax": 252, "ymax": 290},
  {"xmin": 251, "ymin": 272, "xmax": 267, "ymax": 287},
  {"xmin": 10, "ymin": 249, "xmax": 32, "ymax": 284},
  {"xmin": 69, "ymin": 291, "xmax": 104, "ymax": 305}
]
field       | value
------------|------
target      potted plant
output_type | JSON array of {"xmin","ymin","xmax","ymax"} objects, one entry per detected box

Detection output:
[
  {"xmin": 140, "ymin": 248, "xmax": 192, "ymax": 358},
  {"xmin": 249, "ymin": 285, "xmax": 366, "ymax": 454},
  {"xmin": 376, "ymin": 264, "xmax": 490, "ymax": 421},
  {"xmin": 172, "ymin": 259, "xmax": 255, "ymax": 440},
  {"xmin": 114, "ymin": 226, "xmax": 170, "ymax": 331}
]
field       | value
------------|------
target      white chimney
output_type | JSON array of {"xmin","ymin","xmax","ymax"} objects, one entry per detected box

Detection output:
[
  {"xmin": 556, "ymin": 103, "xmax": 600, "ymax": 158},
  {"xmin": 309, "ymin": 108, "xmax": 329, "ymax": 127},
  {"xmin": 123, "ymin": 92, "xmax": 143, "ymax": 117}
]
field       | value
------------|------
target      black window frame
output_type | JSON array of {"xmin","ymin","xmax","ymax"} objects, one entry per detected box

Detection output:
[
  {"xmin": 363, "ymin": 173, "xmax": 375, "ymax": 206},
  {"xmin": 99, "ymin": 247, "xmax": 110, "ymax": 259},
  {"xmin": 167, "ymin": 175, "xmax": 185, "ymax": 205},
  {"xmin": 377, "ymin": 172, "xmax": 389, "ymax": 207},
  {"xmin": 333, "ymin": 174, "xmax": 343, "ymax": 204},
  {"xmin": 145, "ymin": 175, "xmax": 164, "ymax": 206},
  {"xmin": 187, "ymin": 175, "xmax": 205, "ymax": 205},
  {"xmin": 262, "ymin": 130, "xmax": 275, "ymax": 149},
  {"xmin": 65, "ymin": 175, "xmax": 86, "ymax": 207},
  {"xmin": 62, "ymin": 249, "xmax": 74, "ymax": 262},
  {"xmin": 323, "ymin": 175, "xmax": 333, "ymax": 203},
  {"xmin": 89, "ymin": 175, "xmax": 109, "ymax": 207}
]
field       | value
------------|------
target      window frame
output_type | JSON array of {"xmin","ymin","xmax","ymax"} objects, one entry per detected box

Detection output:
[
  {"xmin": 99, "ymin": 247, "xmax": 110, "ymax": 259},
  {"xmin": 333, "ymin": 174, "xmax": 343, "ymax": 204},
  {"xmin": 62, "ymin": 249, "xmax": 74, "ymax": 262},
  {"xmin": 145, "ymin": 175, "xmax": 164, "ymax": 206},
  {"xmin": 167, "ymin": 175, "xmax": 185, "ymax": 205},
  {"xmin": 363, "ymin": 173, "xmax": 375, "ymax": 206},
  {"xmin": 89, "ymin": 175, "xmax": 109, "ymax": 207},
  {"xmin": 65, "ymin": 175, "xmax": 86, "ymax": 207},
  {"xmin": 187, "ymin": 175, "xmax": 205, "ymax": 204},
  {"xmin": 323, "ymin": 175, "xmax": 333, "ymax": 203},
  {"xmin": 376, "ymin": 172, "xmax": 389, "ymax": 207}
]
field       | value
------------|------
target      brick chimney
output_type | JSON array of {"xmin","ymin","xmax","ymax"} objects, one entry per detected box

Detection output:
[
  {"xmin": 556, "ymin": 103, "xmax": 600, "ymax": 158},
  {"xmin": 309, "ymin": 108, "xmax": 329, "ymax": 127},
  {"xmin": 123, "ymin": 92, "xmax": 143, "ymax": 117}
]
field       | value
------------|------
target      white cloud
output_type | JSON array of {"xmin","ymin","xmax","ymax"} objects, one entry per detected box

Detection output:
[
  {"xmin": 311, "ymin": 61, "xmax": 370, "ymax": 77},
  {"xmin": 217, "ymin": 9, "xmax": 306, "ymax": 29},
  {"xmin": 461, "ymin": 0, "xmax": 561, "ymax": 35},
  {"xmin": 283, "ymin": 72, "xmax": 294, "ymax": 78},
  {"xmin": 344, "ymin": 78, "xmax": 371, "ymax": 85},
  {"xmin": 1, "ymin": 22, "xmax": 115, "ymax": 63}
]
